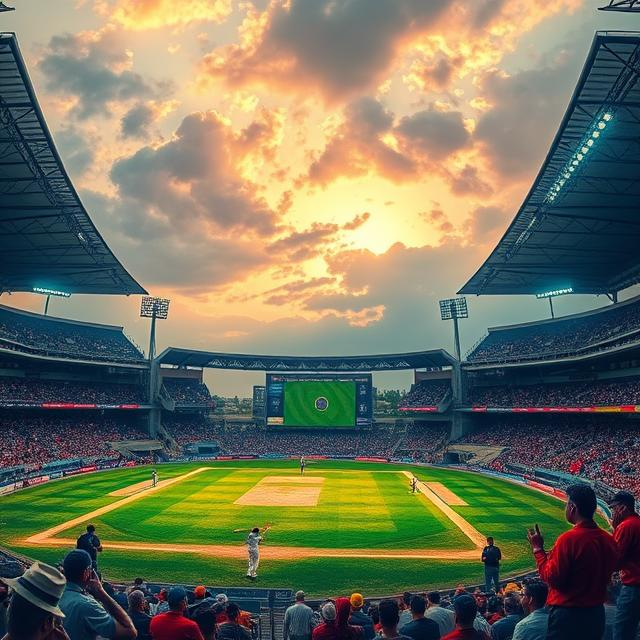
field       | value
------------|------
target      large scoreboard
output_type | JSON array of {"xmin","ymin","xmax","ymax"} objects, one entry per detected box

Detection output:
[{"xmin": 266, "ymin": 373, "xmax": 373, "ymax": 428}]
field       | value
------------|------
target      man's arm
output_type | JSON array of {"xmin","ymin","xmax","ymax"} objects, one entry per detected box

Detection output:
[
  {"xmin": 86, "ymin": 578, "xmax": 137, "ymax": 639},
  {"xmin": 283, "ymin": 608, "xmax": 290, "ymax": 640},
  {"xmin": 496, "ymin": 547, "xmax": 502, "ymax": 561},
  {"xmin": 534, "ymin": 538, "xmax": 571, "ymax": 591},
  {"xmin": 614, "ymin": 523, "xmax": 632, "ymax": 569}
]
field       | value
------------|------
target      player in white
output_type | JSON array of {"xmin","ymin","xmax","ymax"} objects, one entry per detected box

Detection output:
[
  {"xmin": 246, "ymin": 527, "xmax": 263, "ymax": 581},
  {"xmin": 151, "ymin": 469, "xmax": 158, "ymax": 488},
  {"xmin": 300, "ymin": 456, "xmax": 305, "ymax": 475}
]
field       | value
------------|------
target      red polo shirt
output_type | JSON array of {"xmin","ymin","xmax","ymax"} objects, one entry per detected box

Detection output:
[
  {"xmin": 534, "ymin": 520, "xmax": 618, "ymax": 607},
  {"xmin": 150, "ymin": 610, "xmax": 204, "ymax": 640},
  {"xmin": 615, "ymin": 513, "xmax": 640, "ymax": 586}
]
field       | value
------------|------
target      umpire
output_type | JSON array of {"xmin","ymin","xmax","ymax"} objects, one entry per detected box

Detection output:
[{"xmin": 481, "ymin": 536, "xmax": 502, "ymax": 592}]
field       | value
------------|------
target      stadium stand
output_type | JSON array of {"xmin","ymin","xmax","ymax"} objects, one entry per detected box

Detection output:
[
  {"xmin": 0, "ymin": 413, "xmax": 147, "ymax": 469},
  {"xmin": 163, "ymin": 378, "xmax": 213, "ymax": 406},
  {"xmin": 394, "ymin": 424, "xmax": 449, "ymax": 462},
  {"xmin": 0, "ymin": 377, "xmax": 146, "ymax": 405},
  {"xmin": 468, "ymin": 377, "xmax": 640, "ymax": 407},
  {"xmin": 398, "ymin": 380, "xmax": 450, "ymax": 409},
  {"xmin": 466, "ymin": 296, "xmax": 640, "ymax": 364},
  {"xmin": 456, "ymin": 416, "xmax": 640, "ymax": 495},
  {"xmin": 0, "ymin": 305, "xmax": 145, "ymax": 364}
]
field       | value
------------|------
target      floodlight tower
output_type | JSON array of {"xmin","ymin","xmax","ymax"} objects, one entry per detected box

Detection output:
[
  {"xmin": 32, "ymin": 287, "xmax": 70, "ymax": 315},
  {"xmin": 535, "ymin": 287, "xmax": 573, "ymax": 319},
  {"xmin": 140, "ymin": 296, "xmax": 170, "ymax": 362},
  {"xmin": 439, "ymin": 297, "xmax": 468, "ymax": 362}
]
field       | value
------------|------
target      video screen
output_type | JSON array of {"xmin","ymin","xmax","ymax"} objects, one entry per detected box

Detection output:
[{"xmin": 266, "ymin": 374, "xmax": 372, "ymax": 428}]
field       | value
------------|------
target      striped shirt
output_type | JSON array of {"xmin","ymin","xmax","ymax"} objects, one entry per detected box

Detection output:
[{"xmin": 284, "ymin": 602, "xmax": 314, "ymax": 639}]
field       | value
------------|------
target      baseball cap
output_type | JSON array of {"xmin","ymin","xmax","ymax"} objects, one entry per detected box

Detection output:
[
  {"xmin": 609, "ymin": 491, "xmax": 635, "ymax": 510},
  {"xmin": 167, "ymin": 586, "xmax": 188, "ymax": 607},
  {"xmin": 194, "ymin": 585, "xmax": 206, "ymax": 598},
  {"xmin": 350, "ymin": 593, "xmax": 364, "ymax": 608},
  {"xmin": 321, "ymin": 602, "xmax": 337, "ymax": 621},
  {"xmin": 215, "ymin": 593, "xmax": 229, "ymax": 604},
  {"xmin": 62, "ymin": 549, "xmax": 92, "ymax": 578},
  {"xmin": 4, "ymin": 562, "xmax": 66, "ymax": 617},
  {"xmin": 504, "ymin": 582, "xmax": 520, "ymax": 594},
  {"xmin": 453, "ymin": 594, "xmax": 477, "ymax": 622}
]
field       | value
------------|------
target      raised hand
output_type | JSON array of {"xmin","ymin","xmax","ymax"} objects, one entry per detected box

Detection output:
[{"xmin": 527, "ymin": 524, "xmax": 544, "ymax": 552}]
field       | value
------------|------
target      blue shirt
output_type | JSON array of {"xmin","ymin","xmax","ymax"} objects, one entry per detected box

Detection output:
[
  {"xmin": 59, "ymin": 582, "xmax": 116, "ymax": 640},
  {"xmin": 490, "ymin": 614, "xmax": 521, "ymax": 640},
  {"xmin": 511, "ymin": 608, "xmax": 549, "ymax": 640}
]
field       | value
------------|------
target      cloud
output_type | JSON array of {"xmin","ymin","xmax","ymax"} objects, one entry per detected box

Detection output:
[
  {"xmin": 464, "ymin": 204, "xmax": 510, "ymax": 243},
  {"xmin": 38, "ymin": 27, "xmax": 164, "ymax": 119},
  {"xmin": 200, "ymin": 0, "xmax": 453, "ymax": 101},
  {"xmin": 446, "ymin": 164, "xmax": 493, "ymax": 196},
  {"xmin": 268, "ymin": 222, "xmax": 341, "ymax": 262},
  {"xmin": 474, "ymin": 50, "xmax": 579, "ymax": 177},
  {"xmin": 100, "ymin": 0, "xmax": 233, "ymax": 29},
  {"xmin": 110, "ymin": 110, "xmax": 279, "ymax": 237},
  {"xmin": 55, "ymin": 126, "xmax": 95, "ymax": 177},
  {"xmin": 342, "ymin": 212, "xmax": 371, "ymax": 231}
]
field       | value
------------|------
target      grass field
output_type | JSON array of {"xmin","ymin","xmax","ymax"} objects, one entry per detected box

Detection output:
[
  {"xmin": 284, "ymin": 381, "xmax": 355, "ymax": 427},
  {"xmin": 0, "ymin": 460, "xmax": 573, "ymax": 595}
]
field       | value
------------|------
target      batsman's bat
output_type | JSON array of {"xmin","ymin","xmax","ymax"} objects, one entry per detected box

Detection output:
[{"xmin": 233, "ymin": 528, "xmax": 247, "ymax": 533}]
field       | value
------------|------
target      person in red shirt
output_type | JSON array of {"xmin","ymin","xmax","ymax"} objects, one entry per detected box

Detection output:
[
  {"xmin": 527, "ymin": 483, "xmax": 618, "ymax": 640},
  {"xmin": 150, "ymin": 586, "xmax": 204, "ymax": 640},
  {"xmin": 609, "ymin": 490, "xmax": 640, "ymax": 640},
  {"xmin": 442, "ymin": 594, "xmax": 489, "ymax": 640}
]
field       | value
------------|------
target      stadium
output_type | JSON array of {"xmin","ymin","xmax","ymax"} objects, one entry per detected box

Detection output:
[{"xmin": 1, "ymin": 10, "xmax": 640, "ymax": 640}]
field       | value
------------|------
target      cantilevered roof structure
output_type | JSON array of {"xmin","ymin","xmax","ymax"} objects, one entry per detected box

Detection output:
[
  {"xmin": 156, "ymin": 348, "xmax": 456, "ymax": 370},
  {"xmin": 0, "ymin": 33, "xmax": 146, "ymax": 295},
  {"xmin": 460, "ymin": 31, "xmax": 640, "ymax": 296}
]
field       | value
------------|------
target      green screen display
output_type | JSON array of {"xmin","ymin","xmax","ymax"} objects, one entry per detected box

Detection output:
[{"xmin": 283, "ymin": 380, "xmax": 356, "ymax": 427}]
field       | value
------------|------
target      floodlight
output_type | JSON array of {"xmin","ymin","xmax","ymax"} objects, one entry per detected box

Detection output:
[
  {"xmin": 140, "ymin": 296, "xmax": 170, "ymax": 319},
  {"xmin": 33, "ymin": 287, "xmax": 70, "ymax": 298},
  {"xmin": 439, "ymin": 297, "xmax": 468, "ymax": 321}
]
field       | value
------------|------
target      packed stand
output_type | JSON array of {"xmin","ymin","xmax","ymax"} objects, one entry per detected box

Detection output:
[
  {"xmin": 163, "ymin": 379, "xmax": 214, "ymax": 406},
  {"xmin": 0, "ymin": 377, "xmax": 145, "ymax": 405},
  {"xmin": 0, "ymin": 413, "xmax": 147, "ymax": 469},
  {"xmin": 0, "ymin": 305, "xmax": 144, "ymax": 363},
  {"xmin": 457, "ymin": 416, "xmax": 640, "ymax": 495},
  {"xmin": 398, "ymin": 424, "xmax": 450, "ymax": 463},
  {"xmin": 467, "ymin": 297, "xmax": 640, "ymax": 364},
  {"xmin": 399, "ymin": 381, "xmax": 451, "ymax": 409},
  {"xmin": 166, "ymin": 415, "xmax": 223, "ymax": 444},
  {"xmin": 468, "ymin": 377, "xmax": 640, "ymax": 407}
]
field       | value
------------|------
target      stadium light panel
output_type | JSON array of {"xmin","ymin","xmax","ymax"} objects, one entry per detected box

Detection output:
[
  {"xmin": 32, "ymin": 287, "xmax": 71, "ymax": 298},
  {"xmin": 439, "ymin": 297, "xmax": 468, "ymax": 320},
  {"xmin": 535, "ymin": 287, "xmax": 573, "ymax": 299},
  {"xmin": 140, "ymin": 296, "xmax": 170, "ymax": 319}
]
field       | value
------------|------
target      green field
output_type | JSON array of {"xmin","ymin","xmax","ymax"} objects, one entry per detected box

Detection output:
[
  {"xmin": 284, "ymin": 380, "xmax": 356, "ymax": 427},
  {"xmin": 0, "ymin": 461, "xmax": 573, "ymax": 595}
]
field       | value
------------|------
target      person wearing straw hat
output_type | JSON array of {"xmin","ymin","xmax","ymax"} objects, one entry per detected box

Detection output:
[
  {"xmin": 2, "ymin": 561, "xmax": 70, "ymax": 640},
  {"xmin": 58, "ymin": 549, "xmax": 136, "ymax": 640}
]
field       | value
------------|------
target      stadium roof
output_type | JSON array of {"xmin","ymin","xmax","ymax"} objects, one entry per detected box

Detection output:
[
  {"xmin": 460, "ymin": 31, "xmax": 640, "ymax": 296},
  {"xmin": 156, "ymin": 348, "xmax": 456, "ymax": 370},
  {"xmin": 0, "ymin": 33, "xmax": 146, "ymax": 295}
]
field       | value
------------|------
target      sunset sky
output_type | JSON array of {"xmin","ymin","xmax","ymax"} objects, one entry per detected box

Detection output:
[{"xmin": 1, "ymin": 1, "xmax": 636, "ymax": 394}]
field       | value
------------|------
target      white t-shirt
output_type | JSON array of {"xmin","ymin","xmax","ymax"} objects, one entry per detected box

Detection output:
[{"xmin": 247, "ymin": 532, "xmax": 262, "ymax": 552}]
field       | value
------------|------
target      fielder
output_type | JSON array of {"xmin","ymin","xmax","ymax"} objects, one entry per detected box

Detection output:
[
  {"xmin": 151, "ymin": 469, "xmax": 158, "ymax": 488},
  {"xmin": 300, "ymin": 456, "xmax": 306, "ymax": 475},
  {"xmin": 411, "ymin": 476, "xmax": 417, "ymax": 493},
  {"xmin": 246, "ymin": 526, "xmax": 263, "ymax": 580}
]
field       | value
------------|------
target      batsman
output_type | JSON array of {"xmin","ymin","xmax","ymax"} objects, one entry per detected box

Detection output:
[{"xmin": 245, "ymin": 524, "xmax": 270, "ymax": 581}]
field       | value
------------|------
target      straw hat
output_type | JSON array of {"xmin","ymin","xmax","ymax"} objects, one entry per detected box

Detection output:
[{"xmin": 4, "ymin": 562, "xmax": 66, "ymax": 617}]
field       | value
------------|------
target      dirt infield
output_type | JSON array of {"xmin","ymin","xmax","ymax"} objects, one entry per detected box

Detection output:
[
  {"xmin": 234, "ymin": 475, "xmax": 325, "ymax": 507},
  {"xmin": 109, "ymin": 476, "xmax": 178, "ymax": 497},
  {"xmin": 23, "ymin": 467, "xmax": 485, "ymax": 561},
  {"xmin": 425, "ymin": 482, "xmax": 468, "ymax": 506}
]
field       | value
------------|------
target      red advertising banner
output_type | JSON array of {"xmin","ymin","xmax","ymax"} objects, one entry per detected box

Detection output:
[
  {"xmin": 398, "ymin": 407, "xmax": 438, "ymax": 412},
  {"xmin": 469, "ymin": 405, "xmax": 640, "ymax": 413}
]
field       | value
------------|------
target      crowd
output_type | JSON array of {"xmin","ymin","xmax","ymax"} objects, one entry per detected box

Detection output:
[
  {"xmin": 0, "ymin": 377, "xmax": 145, "ymax": 405},
  {"xmin": 162, "ymin": 379, "xmax": 213, "ymax": 405},
  {"xmin": 468, "ymin": 378, "xmax": 640, "ymax": 407},
  {"xmin": 399, "ymin": 381, "xmax": 451, "ymax": 409},
  {"xmin": 458, "ymin": 416, "xmax": 640, "ymax": 495},
  {"xmin": 3, "ymin": 484, "xmax": 640, "ymax": 640},
  {"xmin": 399, "ymin": 425, "xmax": 450, "ymax": 463},
  {"xmin": 468, "ymin": 298, "xmax": 640, "ymax": 363},
  {"xmin": 0, "ymin": 414, "xmax": 147, "ymax": 469},
  {"xmin": 0, "ymin": 306, "xmax": 144, "ymax": 363}
]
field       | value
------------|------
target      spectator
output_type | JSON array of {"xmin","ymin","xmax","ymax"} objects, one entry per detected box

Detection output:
[
  {"xmin": 489, "ymin": 596, "xmax": 520, "ymax": 640},
  {"xmin": 425, "ymin": 592, "xmax": 455, "ymax": 637},
  {"xmin": 527, "ymin": 483, "xmax": 618, "ymax": 640},
  {"xmin": 193, "ymin": 609, "xmax": 217, "ymax": 640},
  {"xmin": 481, "ymin": 538, "xmax": 501, "ymax": 593},
  {"xmin": 59, "ymin": 549, "xmax": 136, "ymax": 640},
  {"xmin": 512, "ymin": 580, "xmax": 548, "ymax": 640},
  {"xmin": 127, "ymin": 590, "xmax": 151, "ymax": 640},
  {"xmin": 399, "ymin": 595, "xmax": 439, "ymax": 640},
  {"xmin": 217, "ymin": 603, "xmax": 252, "ymax": 640},
  {"xmin": 284, "ymin": 590, "xmax": 314, "ymax": 640},
  {"xmin": 348, "ymin": 593, "xmax": 374, "ymax": 640},
  {"xmin": 442, "ymin": 595, "xmax": 488, "ymax": 640},
  {"xmin": 609, "ymin": 490, "xmax": 640, "ymax": 640},
  {"xmin": 377, "ymin": 599, "xmax": 411, "ymax": 640},
  {"xmin": 3, "ymin": 562, "xmax": 68, "ymax": 640},
  {"xmin": 313, "ymin": 602, "xmax": 338, "ymax": 640},
  {"xmin": 76, "ymin": 525, "xmax": 102, "ymax": 573},
  {"xmin": 149, "ymin": 586, "xmax": 203, "ymax": 640}
]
